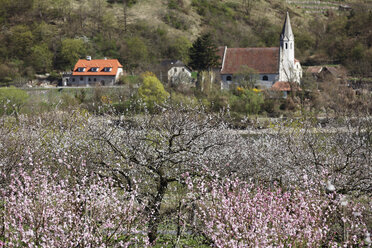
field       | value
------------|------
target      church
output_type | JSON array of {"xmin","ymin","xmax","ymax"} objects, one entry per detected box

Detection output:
[{"xmin": 218, "ymin": 12, "xmax": 303, "ymax": 90}]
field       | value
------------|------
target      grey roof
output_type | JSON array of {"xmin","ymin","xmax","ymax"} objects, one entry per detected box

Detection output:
[
  {"xmin": 160, "ymin": 60, "xmax": 185, "ymax": 67},
  {"xmin": 280, "ymin": 12, "xmax": 293, "ymax": 41}
]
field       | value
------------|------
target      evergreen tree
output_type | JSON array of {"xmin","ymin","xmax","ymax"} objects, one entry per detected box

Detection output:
[{"xmin": 189, "ymin": 33, "xmax": 219, "ymax": 71}]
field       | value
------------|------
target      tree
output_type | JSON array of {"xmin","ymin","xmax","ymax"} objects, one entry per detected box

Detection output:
[
  {"xmin": 138, "ymin": 75, "xmax": 169, "ymax": 110},
  {"xmin": 59, "ymin": 38, "xmax": 86, "ymax": 70},
  {"xmin": 242, "ymin": 0, "xmax": 257, "ymax": 16},
  {"xmin": 7, "ymin": 25, "xmax": 34, "ymax": 59},
  {"xmin": 233, "ymin": 65, "xmax": 259, "ymax": 89},
  {"xmin": 189, "ymin": 33, "xmax": 219, "ymax": 71},
  {"xmin": 190, "ymin": 177, "xmax": 368, "ymax": 247},
  {"xmin": 168, "ymin": 36, "xmax": 192, "ymax": 64},
  {"xmin": 92, "ymin": 107, "xmax": 242, "ymax": 244},
  {"xmin": 28, "ymin": 44, "xmax": 54, "ymax": 73},
  {"xmin": 120, "ymin": 36, "xmax": 149, "ymax": 72}
]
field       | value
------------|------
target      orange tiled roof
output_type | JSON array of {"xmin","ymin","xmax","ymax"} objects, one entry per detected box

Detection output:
[
  {"xmin": 272, "ymin": 81, "xmax": 301, "ymax": 91},
  {"xmin": 72, "ymin": 59, "xmax": 123, "ymax": 76},
  {"xmin": 220, "ymin": 47, "xmax": 279, "ymax": 74}
]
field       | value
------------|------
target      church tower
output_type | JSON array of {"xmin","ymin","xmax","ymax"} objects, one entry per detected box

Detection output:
[{"xmin": 279, "ymin": 12, "xmax": 295, "ymax": 82}]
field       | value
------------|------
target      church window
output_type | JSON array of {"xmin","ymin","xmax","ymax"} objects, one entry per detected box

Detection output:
[
  {"xmin": 285, "ymin": 43, "xmax": 288, "ymax": 49},
  {"xmin": 226, "ymin": 76, "xmax": 232, "ymax": 81},
  {"xmin": 262, "ymin": 75, "xmax": 268, "ymax": 81}
]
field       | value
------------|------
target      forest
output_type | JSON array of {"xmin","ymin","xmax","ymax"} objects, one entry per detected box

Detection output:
[{"xmin": 0, "ymin": 0, "xmax": 371, "ymax": 85}]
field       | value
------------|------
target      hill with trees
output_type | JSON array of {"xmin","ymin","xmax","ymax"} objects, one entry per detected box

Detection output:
[{"xmin": 0, "ymin": 0, "xmax": 371, "ymax": 86}]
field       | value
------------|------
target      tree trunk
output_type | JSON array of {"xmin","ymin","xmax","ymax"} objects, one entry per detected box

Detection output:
[
  {"xmin": 147, "ymin": 176, "xmax": 168, "ymax": 244},
  {"xmin": 123, "ymin": 0, "xmax": 128, "ymax": 33}
]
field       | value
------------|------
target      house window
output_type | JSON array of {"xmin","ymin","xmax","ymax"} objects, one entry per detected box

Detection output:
[
  {"xmin": 77, "ymin": 67, "xmax": 86, "ymax": 72},
  {"xmin": 285, "ymin": 43, "xmax": 288, "ymax": 49},
  {"xmin": 104, "ymin": 67, "xmax": 112, "ymax": 72},
  {"xmin": 94, "ymin": 78, "xmax": 97, "ymax": 82},
  {"xmin": 182, "ymin": 68, "xmax": 185, "ymax": 72},
  {"xmin": 226, "ymin": 76, "xmax": 232, "ymax": 81},
  {"xmin": 72, "ymin": 78, "xmax": 75, "ymax": 82},
  {"xmin": 80, "ymin": 77, "xmax": 83, "ymax": 81},
  {"xmin": 88, "ymin": 78, "xmax": 91, "ymax": 81},
  {"xmin": 91, "ymin": 67, "xmax": 99, "ymax": 72},
  {"xmin": 262, "ymin": 75, "xmax": 268, "ymax": 81}
]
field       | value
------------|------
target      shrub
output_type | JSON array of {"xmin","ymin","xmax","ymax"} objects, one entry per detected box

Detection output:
[
  {"xmin": 138, "ymin": 75, "xmax": 169, "ymax": 111},
  {"xmin": 0, "ymin": 87, "xmax": 29, "ymax": 117}
]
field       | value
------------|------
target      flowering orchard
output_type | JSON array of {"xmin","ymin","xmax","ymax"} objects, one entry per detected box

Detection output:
[
  {"xmin": 186, "ymin": 176, "xmax": 369, "ymax": 247},
  {"xmin": 0, "ymin": 108, "xmax": 371, "ymax": 247},
  {"xmin": 1, "ymin": 156, "xmax": 148, "ymax": 247}
]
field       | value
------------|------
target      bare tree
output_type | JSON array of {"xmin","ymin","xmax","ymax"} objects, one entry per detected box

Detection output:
[
  {"xmin": 242, "ymin": 0, "xmax": 258, "ymax": 16},
  {"xmin": 90, "ymin": 106, "xmax": 243, "ymax": 243}
]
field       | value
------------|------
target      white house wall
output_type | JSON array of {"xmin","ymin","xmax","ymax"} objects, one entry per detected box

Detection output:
[
  {"xmin": 168, "ymin": 66, "xmax": 192, "ymax": 83},
  {"xmin": 116, "ymin": 68, "xmax": 124, "ymax": 81},
  {"xmin": 221, "ymin": 73, "xmax": 278, "ymax": 89},
  {"xmin": 64, "ymin": 75, "xmax": 117, "ymax": 86}
]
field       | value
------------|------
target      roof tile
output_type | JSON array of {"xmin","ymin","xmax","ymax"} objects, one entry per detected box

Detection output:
[
  {"xmin": 221, "ymin": 47, "xmax": 279, "ymax": 74},
  {"xmin": 72, "ymin": 59, "xmax": 123, "ymax": 76},
  {"xmin": 272, "ymin": 81, "xmax": 301, "ymax": 91}
]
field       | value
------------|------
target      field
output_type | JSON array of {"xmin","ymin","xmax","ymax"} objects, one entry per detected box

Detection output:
[{"xmin": 0, "ymin": 98, "xmax": 371, "ymax": 246}]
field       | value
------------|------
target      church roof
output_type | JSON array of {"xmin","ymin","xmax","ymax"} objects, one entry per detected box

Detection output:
[
  {"xmin": 272, "ymin": 81, "xmax": 301, "ymax": 91},
  {"xmin": 220, "ymin": 47, "xmax": 279, "ymax": 74},
  {"xmin": 280, "ymin": 12, "xmax": 294, "ymax": 41}
]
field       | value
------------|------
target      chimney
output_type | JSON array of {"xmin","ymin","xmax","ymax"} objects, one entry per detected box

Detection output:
[{"xmin": 86, "ymin": 56, "xmax": 92, "ymax": 61}]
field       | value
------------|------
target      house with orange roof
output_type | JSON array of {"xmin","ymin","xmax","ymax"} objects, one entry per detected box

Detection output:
[
  {"xmin": 217, "ymin": 13, "xmax": 302, "ymax": 90},
  {"xmin": 62, "ymin": 56, "xmax": 124, "ymax": 86}
]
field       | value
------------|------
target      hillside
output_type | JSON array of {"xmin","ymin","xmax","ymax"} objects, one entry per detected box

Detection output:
[{"xmin": 0, "ymin": 0, "xmax": 371, "ymax": 85}]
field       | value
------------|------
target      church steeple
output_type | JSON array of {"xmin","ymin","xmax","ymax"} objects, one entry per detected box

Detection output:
[
  {"xmin": 279, "ymin": 12, "xmax": 295, "ymax": 82},
  {"xmin": 280, "ymin": 12, "xmax": 293, "ymax": 41}
]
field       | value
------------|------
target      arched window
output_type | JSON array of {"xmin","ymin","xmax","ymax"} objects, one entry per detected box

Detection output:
[
  {"xmin": 226, "ymin": 76, "xmax": 232, "ymax": 81},
  {"xmin": 262, "ymin": 75, "xmax": 268, "ymax": 81}
]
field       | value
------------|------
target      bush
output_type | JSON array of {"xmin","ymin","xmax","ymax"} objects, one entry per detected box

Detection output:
[
  {"xmin": 0, "ymin": 87, "xmax": 29, "ymax": 117},
  {"xmin": 163, "ymin": 11, "xmax": 190, "ymax": 30},
  {"xmin": 229, "ymin": 88, "xmax": 264, "ymax": 115},
  {"xmin": 138, "ymin": 75, "xmax": 169, "ymax": 111}
]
